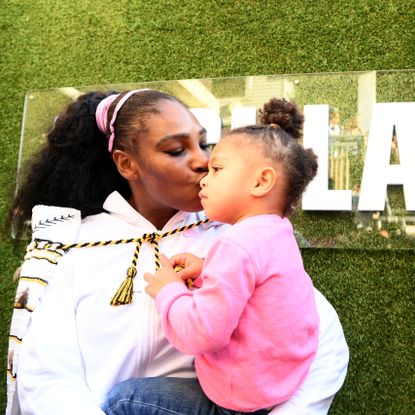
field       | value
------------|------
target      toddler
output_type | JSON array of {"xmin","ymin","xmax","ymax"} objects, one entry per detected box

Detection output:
[{"xmin": 144, "ymin": 97, "xmax": 319, "ymax": 413}]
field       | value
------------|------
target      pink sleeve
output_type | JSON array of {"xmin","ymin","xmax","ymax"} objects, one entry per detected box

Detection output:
[{"xmin": 155, "ymin": 238, "xmax": 256, "ymax": 355}]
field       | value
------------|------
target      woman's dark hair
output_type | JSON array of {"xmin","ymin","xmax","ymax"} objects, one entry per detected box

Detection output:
[
  {"xmin": 226, "ymin": 97, "xmax": 318, "ymax": 217},
  {"xmin": 9, "ymin": 89, "xmax": 181, "ymax": 238}
]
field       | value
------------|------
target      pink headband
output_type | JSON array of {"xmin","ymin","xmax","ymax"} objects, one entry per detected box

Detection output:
[{"xmin": 95, "ymin": 89, "xmax": 149, "ymax": 152}]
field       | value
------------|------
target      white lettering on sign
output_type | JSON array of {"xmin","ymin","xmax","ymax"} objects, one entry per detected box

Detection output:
[
  {"xmin": 358, "ymin": 102, "xmax": 415, "ymax": 211},
  {"xmin": 302, "ymin": 105, "xmax": 352, "ymax": 210},
  {"xmin": 231, "ymin": 107, "xmax": 257, "ymax": 129},
  {"xmin": 190, "ymin": 108, "xmax": 222, "ymax": 144},
  {"xmin": 191, "ymin": 102, "xmax": 415, "ymax": 212}
]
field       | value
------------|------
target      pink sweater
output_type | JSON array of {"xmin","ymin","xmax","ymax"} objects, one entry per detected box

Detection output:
[{"xmin": 156, "ymin": 215, "xmax": 319, "ymax": 411}]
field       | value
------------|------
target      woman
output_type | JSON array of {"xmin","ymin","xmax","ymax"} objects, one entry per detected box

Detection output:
[{"xmin": 7, "ymin": 89, "xmax": 348, "ymax": 415}]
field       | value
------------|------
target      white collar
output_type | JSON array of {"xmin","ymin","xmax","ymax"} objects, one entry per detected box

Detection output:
[{"xmin": 102, "ymin": 191, "xmax": 204, "ymax": 232}]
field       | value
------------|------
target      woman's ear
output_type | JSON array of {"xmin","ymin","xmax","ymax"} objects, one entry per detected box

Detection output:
[
  {"xmin": 251, "ymin": 166, "xmax": 278, "ymax": 197},
  {"xmin": 112, "ymin": 150, "xmax": 140, "ymax": 181}
]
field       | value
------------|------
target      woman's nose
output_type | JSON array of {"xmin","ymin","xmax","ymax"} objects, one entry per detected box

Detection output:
[{"xmin": 191, "ymin": 147, "xmax": 209, "ymax": 173}]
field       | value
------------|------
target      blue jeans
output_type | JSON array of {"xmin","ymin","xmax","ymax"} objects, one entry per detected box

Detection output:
[{"xmin": 102, "ymin": 377, "xmax": 270, "ymax": 415}]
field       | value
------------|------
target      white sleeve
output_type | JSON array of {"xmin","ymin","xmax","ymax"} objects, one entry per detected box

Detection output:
[
  {"xmin": 17, "ymin": 257, "xmax": 105, "ymax": 415},
  {"xmin": 269, "ymin": 288, "xmax": 349, "ymax": 415}
]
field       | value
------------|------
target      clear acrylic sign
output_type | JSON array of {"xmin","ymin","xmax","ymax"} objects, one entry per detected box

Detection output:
[{"xmin": 17, "ymin": 70, "xmax": 415, "ymax": 249}]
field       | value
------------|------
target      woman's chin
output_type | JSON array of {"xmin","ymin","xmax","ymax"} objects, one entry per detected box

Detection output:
[{"xmin": 181, "ymin": 199, "xmax": 203, "ymax": 213}]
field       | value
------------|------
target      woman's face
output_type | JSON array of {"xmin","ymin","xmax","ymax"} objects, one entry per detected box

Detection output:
[{"xmin": 127, "ymin": 99, "xmax": 210, "ymax": 220}]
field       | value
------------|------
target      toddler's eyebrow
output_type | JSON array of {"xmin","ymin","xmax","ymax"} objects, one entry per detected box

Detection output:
[{"xmin": 208, "ymin": 154, "xmax": 226, "ymax": 164}]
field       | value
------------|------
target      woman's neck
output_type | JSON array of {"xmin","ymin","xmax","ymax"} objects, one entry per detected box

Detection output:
[{"xmin": 129, "ymin": 197, "xmax": 179, "ymax": 230}]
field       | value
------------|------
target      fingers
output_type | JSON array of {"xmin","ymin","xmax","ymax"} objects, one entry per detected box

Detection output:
[
  {"xmin": 144, "ymin": 254, "xmax": 202, "ymax": 298},
  {"xmin": 169, "ymin": 252, "xmax": 200, "ymax": 266},
  {"xmin": 159, "ymin": 253, "xmax": 173, "ymax": 269},
  {"xmin": 143, "ymin": 272, "xmax": 153, "ymax": 282},
  {"xmin": 169, "ymin": 253, "xmax": 190, "ymax": 268},
  {"xmin": 176, "ymin": 266, "xmax": 197, "ymax": 281},
  {"xmin": 144, "ymin": 256, "xmax": 185, "ymax": 299}
]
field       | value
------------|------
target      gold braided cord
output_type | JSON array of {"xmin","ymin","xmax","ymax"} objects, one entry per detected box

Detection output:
[
  {"xmin": 28, "ymin": 219, "xmax": 209, "ymax": 252},
  {"xmin": 27, "ymin": 219, "xmax": 209, "ymax": 306},
  {"xmin": 109, "ymin": 224, "xmax": 201, "ymax": 306}
]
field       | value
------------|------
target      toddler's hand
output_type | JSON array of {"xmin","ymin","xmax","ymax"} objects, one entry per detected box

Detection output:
[
  {"xmin": 169, "ymin": 253, "xmax": 204, "ymax": 282},
  {"xmin": 144, "ymin": 254, "xmax": 182, "ymax": 299}
]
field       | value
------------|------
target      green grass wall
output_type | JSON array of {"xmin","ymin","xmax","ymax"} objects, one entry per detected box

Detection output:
[{"xmin": 1, "ymin": 1, "xmax": 414, "ymax": 413}]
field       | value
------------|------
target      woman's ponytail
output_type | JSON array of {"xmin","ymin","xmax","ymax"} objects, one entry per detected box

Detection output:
[{"xmin": 9, "ymin": 91, "xmax": 130, "ymax": 238}]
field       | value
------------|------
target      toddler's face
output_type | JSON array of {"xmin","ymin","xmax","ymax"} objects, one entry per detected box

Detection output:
[{"xmin": 199, "ymin": 135, "xmax": 265, "ymax": 224}]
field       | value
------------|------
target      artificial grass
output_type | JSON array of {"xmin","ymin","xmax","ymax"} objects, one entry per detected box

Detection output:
[{"xmin": 1, "ymin": 1, "xmax": 414, "ymax": 413}]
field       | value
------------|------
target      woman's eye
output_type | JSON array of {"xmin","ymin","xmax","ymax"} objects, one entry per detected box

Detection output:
[
  {"xmin": 165, "ymin": 148, "xmax": 185, "ymax": 156},
  {"xmin": 211, "ymin": 166, "xmax": 222, "ymax": 172},
  {"xmin": 200, "ymin": 142, "xmax": 210, "ymax": 151}
]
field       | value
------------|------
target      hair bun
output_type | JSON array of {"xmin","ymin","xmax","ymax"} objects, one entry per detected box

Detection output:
[{"xmin": 259, "ymin": 98, "xmax": 304, "ymax": 139}]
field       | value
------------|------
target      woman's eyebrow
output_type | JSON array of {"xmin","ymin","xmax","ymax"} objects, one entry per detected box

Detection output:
[{"xmin": 156, "ymin": 128, "xmax": 207, "ymax": 147}]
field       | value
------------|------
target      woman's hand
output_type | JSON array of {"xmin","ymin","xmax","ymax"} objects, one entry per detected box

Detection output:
[{"xmin": 144, "ymin": 254, "xmax": 182, "ymax": 299}]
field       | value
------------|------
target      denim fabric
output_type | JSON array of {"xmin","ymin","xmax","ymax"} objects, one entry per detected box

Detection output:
[{"xmin": 102, "ymin": 377, "xmax": 270, "ymax": 415}]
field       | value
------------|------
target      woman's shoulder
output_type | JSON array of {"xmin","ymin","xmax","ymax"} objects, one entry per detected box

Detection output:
[
  {"xmin": 30, "ymin": 204, "xmax": 117, "ymax": 244},
  {"xmin": 31, "ymin": 205, "xmax": 82, "ymax": 244},
  {"xmin": 80, "ymin": 211, "xmax": 165, "ymax": 247}
]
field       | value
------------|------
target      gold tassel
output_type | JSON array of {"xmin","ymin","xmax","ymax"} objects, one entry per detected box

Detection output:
[{"xmin": 110, "ymin": 267, "xmax": 137, "ymax": 306}]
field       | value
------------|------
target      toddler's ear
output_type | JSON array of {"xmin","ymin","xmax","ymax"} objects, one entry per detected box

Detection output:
[
  {"xmin": 251, "ymin": 166, "xmax": 277, "ymax": 197},
  {"xmin": 112, "ymin": 150, "xmax": 140, "ymax": 181}
]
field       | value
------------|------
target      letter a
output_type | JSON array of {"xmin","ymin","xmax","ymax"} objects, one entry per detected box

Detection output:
[{"xmin": 358, "ymin": 102, "xmax": 415, "ymax": 211}]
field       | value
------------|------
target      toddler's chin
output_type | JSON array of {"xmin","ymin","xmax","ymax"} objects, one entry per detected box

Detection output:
[{"xmin": 203, "ymin": 209, "xmax": 221, "ymax": 223}]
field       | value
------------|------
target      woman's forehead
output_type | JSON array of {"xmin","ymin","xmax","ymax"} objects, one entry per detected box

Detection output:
[
  {"xmin": 155, "ymin": 99, "xmax": 193, "ymax": 119},
  {"xmin": 136, "ymin": 102, "xmax": 203, "ymax": 151},
  {"xmin": 149, "ymin": 100, "xmax": 200, "ymax": 132}
]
